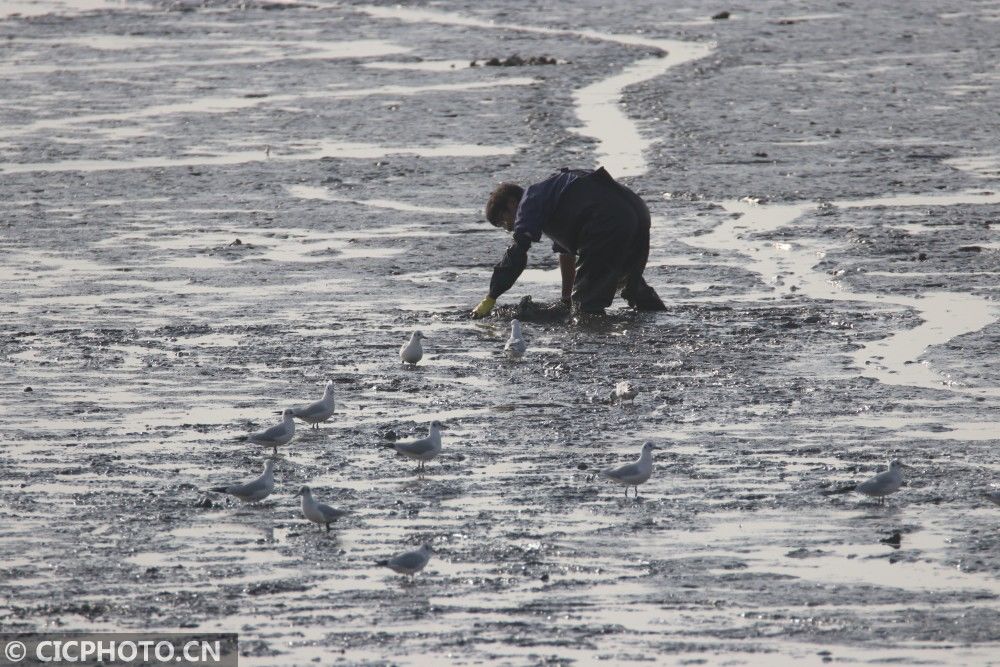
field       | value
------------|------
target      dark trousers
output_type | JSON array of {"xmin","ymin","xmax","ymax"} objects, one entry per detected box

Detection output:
[{"xmin": 550, "ymin": 169, "xmax": 666, "ymax": 313}]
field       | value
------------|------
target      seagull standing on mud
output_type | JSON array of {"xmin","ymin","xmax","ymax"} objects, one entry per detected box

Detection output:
[
  {"xmin": 612, "ymin": 380, "xmax": 638, "ymax": 403},
  {"xmin": 292, "ymin": 380, "xmax": 336, "ymax": 429},
  {"xmin": 377, "ymin": 543, "xmax": 433, "ymax": 577},
  {"xmin": 393, "ymin": 420, "xmax": 442, "ymax": 472},
  {"xmin": 248, "ymin": 408, "xmax": 296, "ymax": 455},
  {"xmin": 400, "ymin": 330, "xmax": 427, "ymax": 365},
  {"xmin": 855, "ymin": 460, "xmax": 908, "ymax": 505},
  {"xmin": 504, "ymin": 319, "xmax": 527, "ymax": 358},
  {"xmin": 210, "ymin": 459, "xmax": 275, "ymax": 503},
  {"xmin": 295, "ymin": 485, "xmax": 348, "ymax": 531},
  {"xmin": 601, "ymin": 441, "xmax": 657, "ymax": 497}
]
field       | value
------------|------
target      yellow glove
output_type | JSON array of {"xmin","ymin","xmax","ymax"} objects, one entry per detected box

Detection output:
[{"xmin": 471, "ymin": 296, "xmax": 496, "ymax": 319}]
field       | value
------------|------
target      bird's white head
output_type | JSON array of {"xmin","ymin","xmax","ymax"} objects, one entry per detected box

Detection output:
[
  {"xmin": 282, "ymin": 408, "xmax": 295, "ymax": 418},
  {"xmin": 421, "ymin": 543, "xmax": 433, "ymax": 553},
  {"xmin": 324, "ymin": 380, "xmax": 335, "ymax": 394},
  {"xmin": 264, "ymin": 459, "xmax": 275, "ymax": 471},
  {"xmin": 510, "ymin": 319, "xmax": 522, "ymax": 334},
  {"xmin": 296, "ymin": 485, "xmax": 311, "ymax": 496},
  {"xmin": 430, "ymin": 420, "xmax": 443, "ymax": 431},
  {"xmin": 642, "ymin": 441, "xmax": 658, "ymax": 453},
  {"xmin": 413, "ymin": 330, "xmax": 426, "ymax": 340},
  {"xmin": 888, "ymin": 459, "xmax": 907, "ymax": 471}
]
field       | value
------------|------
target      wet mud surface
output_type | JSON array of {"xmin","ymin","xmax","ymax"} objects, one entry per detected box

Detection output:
[{"xmin": 1, "ymin": 1, "xmax": 999, "ymax": 665}]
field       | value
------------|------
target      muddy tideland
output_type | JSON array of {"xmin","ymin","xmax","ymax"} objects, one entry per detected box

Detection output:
[{"xmin": 2, "ymin": 0, "xmax": 999, "ymax": 665}]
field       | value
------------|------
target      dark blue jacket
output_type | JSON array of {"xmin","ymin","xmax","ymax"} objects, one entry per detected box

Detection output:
[
  {"xmin": 488, "ymin": 169, "xmax": 588, "ymax": 299},
  {"xmin": 512, "ymin": 168, "xmax": 588, "ymax": 254}
]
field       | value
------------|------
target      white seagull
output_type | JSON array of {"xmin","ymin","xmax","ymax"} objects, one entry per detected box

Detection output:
[
  {"xmin": 248, "ymin": 408, "xmax": 296, "ymax": 454},
  {"xmin": 293, "ymin": 380, "xmax": 336, "ymax": 429},
  {"xmin": 210, "ymin": 459, "xmax": 275, "ymax": 503},
  {"xmin": 377, "ymin": 543, "xmax": 433, "ymax": 576},
  {"xmin": 400, "ymin": 330, "xmax": 427, "ymax": 365},
  {"xmin": 601, "ymin": 441, "xmax": 657, "ymax": 497},
  {"xmin": 504, "ymin": 319, "xmax": 527, "ymax": 358},
  {"xmin": 393, "ymin": 420, "xmax": 442, "ymax": 472},
  {"xmin": 612, "ymin": 381, "xmax": 638, "ymax": 403},
  {"xmin": 855, "ymin": 460, "xmax": 908, "ymax": 505},
  {"xmin": 296, "ymin": 485, "xmax": 348, "ymax": 531}
]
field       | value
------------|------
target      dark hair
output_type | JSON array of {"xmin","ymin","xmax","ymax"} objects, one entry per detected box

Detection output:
[{"xmin": 485, "ymin": 182, "xmax": 524, "ymax": 227}]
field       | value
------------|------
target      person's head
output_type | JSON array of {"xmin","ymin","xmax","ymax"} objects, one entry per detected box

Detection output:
[{"xmin": 485, "ymin": 182, "xmax": 524, "ymax": 232}]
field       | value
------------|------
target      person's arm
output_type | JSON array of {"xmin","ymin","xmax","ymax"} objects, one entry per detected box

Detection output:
[
  {"xmin": 559, "ymin": 253, "xmax": 575, "ymax": 304},
  {"xmin": 471, "ymin": 235, "xmax": 531, "ymax": 318},
  {"xmin": 473, "ymin": 178, "xmax": 554, "ymax": 318}
]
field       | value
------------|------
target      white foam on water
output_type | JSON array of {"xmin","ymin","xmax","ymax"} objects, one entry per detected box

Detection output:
[
  {"xmin": 0, "ymin": 93, "xmax": 310, "ymax": 139},
  {"xmin": 0, "ymin": 0, "xmax": 138, "ymax": 19},
  {"xmin": 331, "ymin": 77, "xmax": 538, "ymax": 98},
  {"xmin": 945, "ymin": 154, "xmax": 1000, "ymax": 179},
  {"xmin": 12, "ymin": 34, "xmax": 166, "ymax": 50},
  {"xmin": 363, "ymin": 59, "xmax": 471, "ymax": 71},
  {"xmin": 0, "ymin": 78, "xmax": 535, "ymax": 141},
  {"xmin": 0, "ymin": 140, "xmax": 518, "ymax": 174},
  {"xmin": 286, "ymin": 185, "xmax": 478, "ymax": 215},
  {"xmin": 0, "ymin": 38, "xmax": 410, "ymax": 76}
]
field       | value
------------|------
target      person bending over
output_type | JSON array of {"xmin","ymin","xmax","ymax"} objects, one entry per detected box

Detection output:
[{"xmin": 471, "ymin": 166, "xmax": 667, "ymax": 318}]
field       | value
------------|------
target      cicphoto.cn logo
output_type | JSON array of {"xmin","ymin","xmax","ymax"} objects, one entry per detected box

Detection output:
[{"xmin": 0, "ymin": 633, "xmax": 238, "ymax": 666}]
